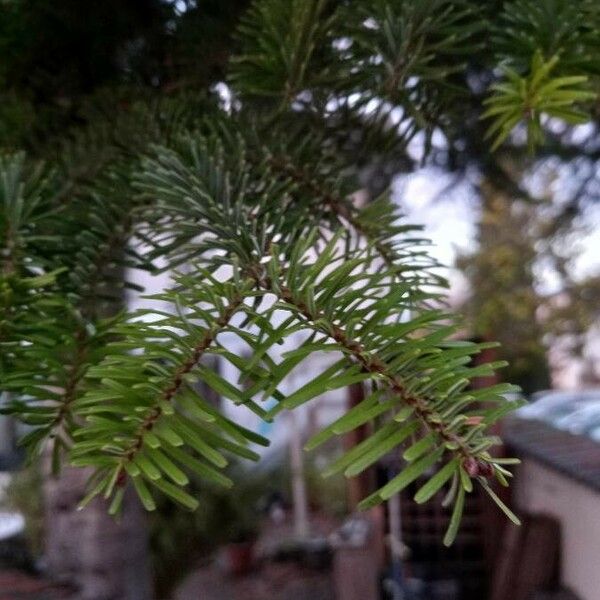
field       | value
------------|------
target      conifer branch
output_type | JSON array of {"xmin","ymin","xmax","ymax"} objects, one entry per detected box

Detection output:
[
  {"xmin": 121, "ymin": 292, "xmax": 245, "ymax": 465},
  {"xmin": 259, "ymin": 277, "xmax": 469, "ymax": 457}
]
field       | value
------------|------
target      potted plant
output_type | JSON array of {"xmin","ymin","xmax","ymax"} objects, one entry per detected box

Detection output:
[{"xmin": 220, "ymin": 507, "xmax": 259, "ymax": 576}]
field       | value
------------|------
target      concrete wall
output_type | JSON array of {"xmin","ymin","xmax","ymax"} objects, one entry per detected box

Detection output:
[{"xmin": 514, "ymin": 459, "xmax": 600, "ymax": 600}]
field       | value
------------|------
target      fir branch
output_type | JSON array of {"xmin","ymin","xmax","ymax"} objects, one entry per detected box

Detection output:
[
  {"xmin": 70, "ymin": 275, "xmax": 268, "ymax": 512},
  {"xmin": 121, "ymin": 292, "xmax": 245, "ymax": 464},
  {"xmin": 259, "ymin": 277, "xmax": 469, "ymax": 457},
  {"xmin": 52, "ymin": 328, "xmax": 88, "ymax": 431}
]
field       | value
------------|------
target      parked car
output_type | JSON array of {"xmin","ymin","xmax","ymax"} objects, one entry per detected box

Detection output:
[{"xmin": 516, "ymin": 389, "xmax": 600, "ymax": 441}]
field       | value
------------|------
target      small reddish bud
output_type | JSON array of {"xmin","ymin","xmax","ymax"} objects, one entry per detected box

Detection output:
[
  {"xmin": 464, "ymin": 416, "xmax": 484, "ymax": 426},
  {"xmin": 463, "ymin": 457, "xmax": 479, "ymax": 477},
  {"xmin": 116, "ymin": 469, "xmax": 127, "ymax": 487}
]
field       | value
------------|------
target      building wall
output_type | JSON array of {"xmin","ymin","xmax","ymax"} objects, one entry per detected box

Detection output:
[{"xmin": 514, "ymin": 459, "xmax": 600, "ymax": 600}]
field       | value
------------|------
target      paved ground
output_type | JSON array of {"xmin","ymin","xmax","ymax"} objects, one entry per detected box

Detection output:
[
  {"xmin": 0, "ymin": 515, "xmax": 339, "ymax": 600},
  {"xmin": 173, "ymin": 561, "xmax": 334, "ymax": 600},
  {"xmin": 0, "ymin": 562, "xmax": 333, "ymax": 600},
  {"xmin": 0, "ymin": 570, "xmax": 72, "ymax": 600},
  {"xmin": 173, "ymin": 514, "xmax": 339, "ymax": 600}
]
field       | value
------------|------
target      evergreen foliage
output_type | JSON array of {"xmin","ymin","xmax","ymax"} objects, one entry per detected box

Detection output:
[{"xmin": 1, "ymin": 0, "xmax": 598, "ymax": 546}]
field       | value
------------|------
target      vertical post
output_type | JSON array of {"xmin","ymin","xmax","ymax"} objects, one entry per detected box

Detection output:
[
  {"xmin": 471, "ymin": 338, "xmax": 508, "ymax": 573},
  {"xmin": 289, "ymin": 411, "xmax": 309, "ymax": 538}
]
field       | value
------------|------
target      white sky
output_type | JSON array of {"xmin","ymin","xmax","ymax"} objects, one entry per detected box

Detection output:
[{"xmin": 392, "ymin": 167, "xmax": 477, "ymax": 305}]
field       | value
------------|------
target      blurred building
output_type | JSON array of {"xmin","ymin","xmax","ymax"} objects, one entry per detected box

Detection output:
[{"xmin": 505, "ymin": 417, "xmax": 600, "ymax": 600}]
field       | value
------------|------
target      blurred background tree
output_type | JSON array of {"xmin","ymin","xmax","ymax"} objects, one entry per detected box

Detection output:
[
  {"xmin": 0, "ymin": 0, "xmax": 250, "ymax": 148},
  {"xmin": 457, "ymin": 181, "xmax": 551, "ymax": 394},
  {"xmin": 457, "ymin": 161, "xmax": 600, "ymax": 393}
]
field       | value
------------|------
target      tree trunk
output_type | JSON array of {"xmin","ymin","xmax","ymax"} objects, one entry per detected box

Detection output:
[{"xmin": 44, "ymin": 463, "xmax": 152, "ymax": 600}]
